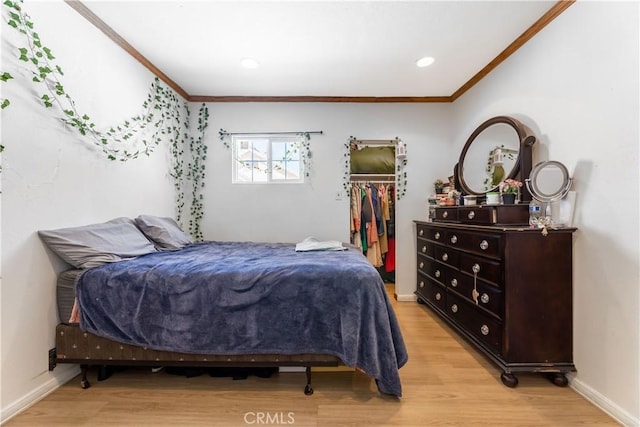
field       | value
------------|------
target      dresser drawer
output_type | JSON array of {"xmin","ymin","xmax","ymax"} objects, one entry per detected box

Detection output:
[
  {"xmin": 434, "ymin": 207, "xmax": 458, "ymax": 222},
  {"xmin": 451, "ymin": 273, "xmax": 503, "ymax": 319},
  {"xmin": 433, "ymin": 245, "xmax": 460, "ymax": 269},
  {"xmin": 455, "ymin": 205, "xmax": 529, "ymax": 225},
  {"xmin": 457, "ymin": 206, "xmax": 493, "ymax": 224},
  {"xmin": 418, "ymin": 226, "xmax": 447, "ymax": 244},
  {"xmin": 417, "ymin": 254, "xmax": 439, "ymax": 280},
  {"xmin": 417, "ymin": 255, "xmax": 454, "ymax": 286},
  {"xmin": 446, "ymin": 229, "xmax": 502, "ymax": 259},
  {"xmin": 445, "ymin": 268, "xmax": 464, "ymax": 292},
  {"xmin": 459, "ymin": 253, "xmax": 502, "ymax": 286},
  {"xmin": 416, "ymin": 239, "xmax": 434, "ymax": 258},
  {"xmin": 416, "ymin": 273, "xmax": 446, "ymax": 312},
  {"xmin": 447, "ymin": 293, "xmax": 503, "ymax": 354}
]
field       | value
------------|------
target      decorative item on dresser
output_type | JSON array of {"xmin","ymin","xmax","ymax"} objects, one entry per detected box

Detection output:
[{"xmin": 413, "ymin": 220, "xmax": 576, "ymax": 387}]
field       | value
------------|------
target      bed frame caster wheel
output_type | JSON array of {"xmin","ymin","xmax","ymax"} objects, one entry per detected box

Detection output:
[
  {"xmin": 500, "ymin": 372, "xmax": 518, "ymax": 388},
  {"xmin": 547, "ymin": 373, "xmax": 568, "ymax": 387},
  {"xmin": 80, "ymin": 379, "xmax": 91, "ymax": 389}
]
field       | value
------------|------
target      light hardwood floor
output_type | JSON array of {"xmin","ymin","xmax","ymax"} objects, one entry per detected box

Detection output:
[{"xmin": 5, "ymin": 285, "xmax": 618, "ymax": 426}]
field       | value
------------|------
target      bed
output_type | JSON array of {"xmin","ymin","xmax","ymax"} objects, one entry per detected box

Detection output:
[{"xmin": 42, "ymin": 216, "xmax": 408, "ymax": 397}]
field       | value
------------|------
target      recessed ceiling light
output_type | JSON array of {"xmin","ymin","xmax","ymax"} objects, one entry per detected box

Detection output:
[
  {"xmin": 241, "ymin": 58, "xmax": 259, "ymax": 69},
  {"xmin": 416, "ymin": 56, "xmax": 435, "ymax": 68}
]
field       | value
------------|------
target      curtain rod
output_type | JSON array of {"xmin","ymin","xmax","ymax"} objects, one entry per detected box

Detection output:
[{"xmin": 219, "ymin": 130, "xmax": 323, "ymax": 136}]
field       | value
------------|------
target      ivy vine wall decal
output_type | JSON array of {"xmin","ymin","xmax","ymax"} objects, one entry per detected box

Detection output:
[{"xmin": 1, "ymin": 0, "xmax": 209, "ymax": 239}]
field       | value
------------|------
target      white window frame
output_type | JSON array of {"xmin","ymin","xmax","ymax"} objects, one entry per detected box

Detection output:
[{"xmin": 231, "ymin": 134, "xmax": 306, "ymax": 184}]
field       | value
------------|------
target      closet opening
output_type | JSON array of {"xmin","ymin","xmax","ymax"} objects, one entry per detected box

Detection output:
[{"xmin": 348, "ymin": 139, "xmax": 398, "ymax": 286}]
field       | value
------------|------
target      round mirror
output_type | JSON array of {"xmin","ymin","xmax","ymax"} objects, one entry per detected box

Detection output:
[
  {"xmin": 457, "ymin": 116, "xmax": 536, "ymax": 197},
  {"xmin": 526, "ymin": 160, "xmax": 572, "ymax": 202}
]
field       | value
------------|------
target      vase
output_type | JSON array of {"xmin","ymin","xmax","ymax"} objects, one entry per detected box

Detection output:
[
  {"xmin": 502, "ymin": 193, "xmax": 516, "ymax": 205},
  {"xmin": 486, "ymin": 192, "xmax": 500, "ymax": 205}
]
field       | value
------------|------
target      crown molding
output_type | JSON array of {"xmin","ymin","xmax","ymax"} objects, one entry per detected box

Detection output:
[{"xmin": 188, "ymin": 95, "xmax": 453, "ymax": 103}]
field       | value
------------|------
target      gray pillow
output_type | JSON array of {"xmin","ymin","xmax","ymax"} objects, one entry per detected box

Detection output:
[
  {"xmin": 38, "ymin": 220, "xmax": 157, "ymax": 269},
  {"xmin": 134, "ymin": 215, "xmax": 193, "ymax": 250}
]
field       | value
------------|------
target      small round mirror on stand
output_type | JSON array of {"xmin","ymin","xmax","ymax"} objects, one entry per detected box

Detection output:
[
  {"xmin": 526, "ymin": 160, "xmax": 573, "ymax": 227},
  {"xmin": 526, "ymin": 160, "xmax": 572, "ymax": 202}
]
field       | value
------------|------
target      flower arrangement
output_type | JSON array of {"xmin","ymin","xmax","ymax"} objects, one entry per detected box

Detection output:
[{"xmin": 499, "ymin": 178, "xmax": 523, "ymax": 194}]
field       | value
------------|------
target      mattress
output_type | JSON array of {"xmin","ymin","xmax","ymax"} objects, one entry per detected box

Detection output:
[{"xmin": 57, "ymin": 269, "xmax": 83, "ymax": 324}]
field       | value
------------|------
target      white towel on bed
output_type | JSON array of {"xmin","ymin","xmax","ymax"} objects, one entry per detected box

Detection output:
[{"xmin": 295, "ymin": 237, "xmax": 346, "ymax": 252}]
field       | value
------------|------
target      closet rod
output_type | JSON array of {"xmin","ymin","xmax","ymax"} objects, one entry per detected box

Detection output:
[
  {"xmin": 220, "ymin": 130, "xmax": 323, "ymax": 136},
  {"xmin": 351, "ymin": 181, "xmax": 395, "ymax": 184}
]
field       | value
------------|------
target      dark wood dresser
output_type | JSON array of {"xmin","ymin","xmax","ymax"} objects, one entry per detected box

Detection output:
[{"xmin": 414, "ymin": 217, "xmax": 576, "ymax": 387}]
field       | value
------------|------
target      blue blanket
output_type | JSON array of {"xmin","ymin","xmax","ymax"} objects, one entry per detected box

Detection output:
[{"xmin": 77, "ymin": 241, "xmax": 408, "ymax": 396}]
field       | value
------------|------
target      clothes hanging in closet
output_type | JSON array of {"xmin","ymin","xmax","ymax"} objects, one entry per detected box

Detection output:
[
  {"xmin": 349, "ymin": 183, "xmax": 395, "ymax": 272},
  {"xmin": 385, "ymin": 184, "xmax": 396, "ymax": 273}
]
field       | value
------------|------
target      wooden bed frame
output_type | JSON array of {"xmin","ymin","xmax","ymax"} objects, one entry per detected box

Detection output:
[{"xmin": 50, "ymin": 323, "xmax": 342, "ymax": 395}]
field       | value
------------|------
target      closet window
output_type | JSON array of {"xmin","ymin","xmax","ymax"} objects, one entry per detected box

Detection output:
[{"xmin": 232, "ymin": 135, "xmax": 304, "ymax": 184}]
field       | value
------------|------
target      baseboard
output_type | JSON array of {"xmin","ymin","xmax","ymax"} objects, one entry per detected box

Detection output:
[
  {"xmin": 570, "ymin": 376, "xmax": 639, "ymax": 426},
  {"xmin": 0, "ymin": 365, "xmax": 78, "ymax": 424},
  {"xmin": 395, "ymin": 293, "xmax": 417, "ymax": 302}
]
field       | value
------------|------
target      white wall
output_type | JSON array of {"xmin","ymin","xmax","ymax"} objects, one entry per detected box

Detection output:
[
  {"xmin": 202, "ymin": 102, "xmax": 454, "ymax": 300},
  {"xmin": 451, "ymin": 1, "xmax": 639, "ymax": 425},
  {"xmin": 1, "ymin": 1, "xmax": 176, "ymax": 421}
]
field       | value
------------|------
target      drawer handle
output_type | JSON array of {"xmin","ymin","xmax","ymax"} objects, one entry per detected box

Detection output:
[
  {"xmin": 450, "ymin": 235, "xmax": 457, "ymax": 244},
  {"xmin": 468, "ymin": 211, "xmax": 475, "ymax": 220},
  {"xmin": 481, "ymin": 324, "xmax": 490, "ymax": 336},
  {"xmin": 419, "ymin": 281, "xmax": 425, "ymax": 289},
  {"xmin": 443, "ymin": 211, "xmax": 449, "ymax": 218},
  {"xmin": 435, "ymin": 270, "xmax": 441, "ymax": 278},
  {"xmin": 481, "ymin": 293, "xmax": 489, "ymax": 304},
  {"xmin": 419, "ymin": 262, "xmax": 424, "ymax": 269},
  {"xmin": 419, "ymin": 229, "xmax": 424, "ymax": 236},
  {"xmin": 435, "ymin": 292, "xmax": 441, "ymax": 301},
  {"xmin": 422, "ymin": 245, "xmax": 427, "ymax": 253},
  {"xmin": 472, "ymin": 263, "xmax": 481, "ymax": 274},
  {"xmin": 442, "ymin": 253, "xmax": 448, "ymax": 262},
  {"xmin": 450, "ymin": 278, "xmax": 458, "ymax": 288},
  {"xmin": 435, "ymin": 232, "xmax": 441, "ymax": 240},
  {"xmin": 480, "ymin": 240, "xmax": 489, "ymax": 250},
  {"xmin": 451, "ymin": 304, "xmax": 458, "ymax": 313}
]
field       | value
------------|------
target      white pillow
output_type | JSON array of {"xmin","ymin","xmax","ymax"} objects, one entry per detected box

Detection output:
[{"xmin": 134, "ymin": 215, "xmax": 193, "ymax": 250}]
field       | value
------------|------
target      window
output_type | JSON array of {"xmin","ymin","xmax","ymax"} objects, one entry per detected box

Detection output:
[{"xmin": 232, "ymin": 135, "xmax": 304, "ymax": 183}]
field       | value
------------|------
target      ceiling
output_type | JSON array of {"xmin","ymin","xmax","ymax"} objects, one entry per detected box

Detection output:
[{"xmin": 72, "ymin": 0, "xmax": 571, "ymax": 101}]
